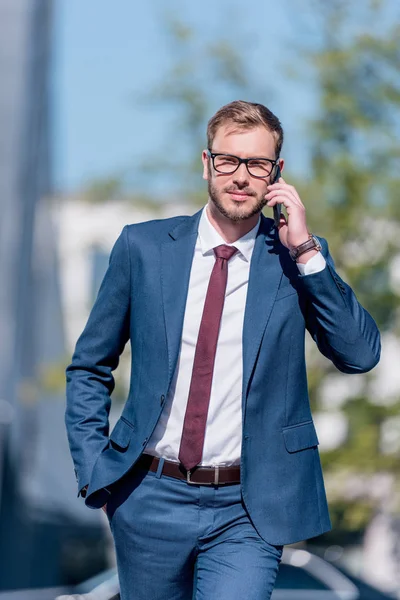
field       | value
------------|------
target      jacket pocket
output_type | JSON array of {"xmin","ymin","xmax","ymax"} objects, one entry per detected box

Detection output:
[
  {"xmin": 282, "ymin": 420, "xmax": 319, "ymax": 453},
  {"xmin": 109, "ymin": 417, "xmax": 134, "ymax": 450}
]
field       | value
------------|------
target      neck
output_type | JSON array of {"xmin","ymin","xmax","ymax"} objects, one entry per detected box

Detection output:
[{"xmin": 206, "ymin": 201, "xmax": 260, "ymax": 243}]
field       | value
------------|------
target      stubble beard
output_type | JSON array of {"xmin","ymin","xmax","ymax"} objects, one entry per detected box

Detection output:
[{"xmin": 207, "ymin": 177, "xmax": 269, "ymax": 223}]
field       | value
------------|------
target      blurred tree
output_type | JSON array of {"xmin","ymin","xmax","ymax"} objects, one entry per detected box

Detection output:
[
  {"xmin": 82, "ymin": 174, "xmax": 165, "ymax": 212},
  {"xmin": 83, "ymin": 176, "xmax": 123, "ymax": 204},
  {"xmin": 297, "ymin": 0, "xmax": 400, "ymax": 539},
  {"xmin": 138, "ymin": 15, "xmax": 272, "ymax": 204}
]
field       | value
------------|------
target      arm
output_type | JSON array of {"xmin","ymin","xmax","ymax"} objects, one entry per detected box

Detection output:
[
  {"xmin": 265, "ymin": 176, "xmax": 380, "ymax": 374},
  {"xmin": 65, "ymin": 226, "xmax": 131, "ymax": 495},
  {"xmin": 299, "ymin": 238, "xmax": 381, "ymax": 373}
]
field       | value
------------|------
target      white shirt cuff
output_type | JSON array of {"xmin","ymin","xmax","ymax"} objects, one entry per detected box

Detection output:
[{"xmin": 296, "ymin": 251, "xmax": 326, "ymax": 276}]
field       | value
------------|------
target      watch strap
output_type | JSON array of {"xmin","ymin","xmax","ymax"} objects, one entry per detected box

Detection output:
[{"xmin": 289, "ymin": 234, "xmax": 322, "ymax": 261}]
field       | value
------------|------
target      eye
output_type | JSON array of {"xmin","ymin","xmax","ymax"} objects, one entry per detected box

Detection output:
[
  {"xmin": 214, "ymin": 155, "xmax": 239, "ymax": 170},
  {"xmin": 219, "ymin": 157, "xmax": 237, "ymax": 164},
  {"xmin": 249, "ymin": 160, "xmax": 268, "ymax": 168}
]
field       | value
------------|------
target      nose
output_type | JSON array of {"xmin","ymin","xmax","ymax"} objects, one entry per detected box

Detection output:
[{"xmin": 232, "ymin": 162, "xmax": 249, "ymax": 186}]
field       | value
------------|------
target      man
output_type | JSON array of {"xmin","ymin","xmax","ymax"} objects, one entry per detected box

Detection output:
[{"xmin": 65, "ymin": 100, "xmax": 380, "ymax": 599}]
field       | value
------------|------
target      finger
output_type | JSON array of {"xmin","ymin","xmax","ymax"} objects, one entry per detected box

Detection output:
[
  {"xmin": 278, "ymin": 214, "xmax": 287, "ymax": 229},
  {"xmin": 266, "ymin": 188, "xmax": 299, "ymax": 201},
  {"xmin": 278, "ymin": 218, "xmax": 288, "ymax": 239},
  {"xmin": 278, "ymin": 218, "xmax": 289, "ymax": 247},
  {"xmin": 268, "ymin": 182, "xmax": 296, "ymax": 192},
  {"xmin": 266, "ymin": 190, "xmax": 303, "ymax": 209},
  {"xmin": 267, "ymin": 183, "xmax": 302, "ymax": 204},
  {"xmin": 267, "ymin": 178, "xmax": 301, "ymax": 194}
]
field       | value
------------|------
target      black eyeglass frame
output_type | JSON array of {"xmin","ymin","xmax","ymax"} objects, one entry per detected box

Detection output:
[{"xmin": 207, "ymin": 149, "xmax": 279, "ymax": 179}]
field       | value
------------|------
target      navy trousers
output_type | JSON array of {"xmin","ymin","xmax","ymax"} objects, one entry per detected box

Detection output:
[{"xmin": 106, "ymin": 459, "xmax": 283, "ymax": 600}]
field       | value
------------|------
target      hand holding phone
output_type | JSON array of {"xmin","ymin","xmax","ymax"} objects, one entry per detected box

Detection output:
[{"xmin": 266, "ymin": 174, "xmax": 311, "ymax": 253}]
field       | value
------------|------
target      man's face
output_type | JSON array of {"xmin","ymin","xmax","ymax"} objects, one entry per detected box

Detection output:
[{"xmin": 202, "ymin": 124, "xmax": 283, "ymax": 222}]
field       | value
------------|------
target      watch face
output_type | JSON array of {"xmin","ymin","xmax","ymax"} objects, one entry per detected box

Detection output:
[{"xmin": 312, "ymin": 235, "xmax": 322, "ymax": 250}]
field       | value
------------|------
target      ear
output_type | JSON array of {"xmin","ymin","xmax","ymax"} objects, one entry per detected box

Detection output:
[
  {"xmin": 278, "ymin": 157, "xmax": 285, "ymax": 174},
  {"xmin": 202, "ymin": 150, "xmax": 209, "ymax": 180}
]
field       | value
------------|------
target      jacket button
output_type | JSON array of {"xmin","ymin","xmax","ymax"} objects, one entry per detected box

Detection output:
[
  {"xmin": 142, "ymin": 438, "xmax": 148, "ymax": 446},
  {"xmin": 160, "ymin": 395, "xmax": 165, "ymax": 405}
]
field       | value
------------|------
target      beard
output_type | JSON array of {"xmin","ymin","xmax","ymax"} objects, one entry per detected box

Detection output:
[{"xmin": 207, "ymin": 175, "xmax": 268, "ymax": 223}]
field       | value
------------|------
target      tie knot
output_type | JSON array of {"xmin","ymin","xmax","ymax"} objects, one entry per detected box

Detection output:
[{"xmin": 214, "ymin": 244, "xmax": 238, "ymax": 261}]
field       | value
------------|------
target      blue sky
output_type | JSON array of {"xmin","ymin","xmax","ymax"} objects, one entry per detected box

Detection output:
[{"xmin": 53, "ymin": 0, "xmax": 319, "ymax": 196}]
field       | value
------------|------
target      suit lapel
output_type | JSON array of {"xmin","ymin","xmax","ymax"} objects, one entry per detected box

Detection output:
[
  {"xmin": 242, "ymin": 216, "xmax": 283, "ymax": 405},
  {"xmin": 161, "ymin": 209, "xmax": 202, "ymax": 392}
]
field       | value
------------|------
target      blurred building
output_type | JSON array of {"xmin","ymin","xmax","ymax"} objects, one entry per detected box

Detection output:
[
  {"xmin": 55, "ymin": 195, "xmax": 187, "ymax": 351},
  {"xmin": 0, "ymin": 0, "xmax": 105, "ymax": 590},
  {"xmin": 55, "ymin": 194, "xmax": 185, "ymax": 424}
]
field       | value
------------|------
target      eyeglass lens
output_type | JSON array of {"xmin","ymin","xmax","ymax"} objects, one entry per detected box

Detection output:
[{"xmin": 213, "ymin": 155, "xmax": 273, "ymax": 177}]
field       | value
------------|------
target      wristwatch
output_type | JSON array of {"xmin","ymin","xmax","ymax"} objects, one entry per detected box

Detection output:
[{"xmin": 289, "ymin": 234, "xmax": 321, "ymax": 261}]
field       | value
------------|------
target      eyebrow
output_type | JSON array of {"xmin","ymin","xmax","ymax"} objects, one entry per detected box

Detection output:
[{"xmin": 211, "ymin": 151, "xmax": 275, "ymax": 160}]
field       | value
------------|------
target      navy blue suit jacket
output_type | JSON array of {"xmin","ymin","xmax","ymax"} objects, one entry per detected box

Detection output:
[{"xmin": 65, "ymin": 209, "xmax": 380, "ymax": 545}]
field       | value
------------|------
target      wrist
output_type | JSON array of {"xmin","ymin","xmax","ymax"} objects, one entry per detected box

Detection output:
[
  {"xmin": 296, "ymin": 248, "xmax": 319, "ymax": 264},
  {"xmin": 289, "ymin": 234, "xmax": 322, "ymax": 261},
  {"xmin": 288, "ymin": 233, "xmax": 310, "ymax": 250}
]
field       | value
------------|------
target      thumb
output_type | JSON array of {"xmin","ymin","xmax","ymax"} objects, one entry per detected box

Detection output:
[
  {"xmin": 278, "ymin": 213, "xmax": 287, "ymax": 230},
  {"xmin": 278, "ymin": 215, "xmax": 288, "ymax": 247}
]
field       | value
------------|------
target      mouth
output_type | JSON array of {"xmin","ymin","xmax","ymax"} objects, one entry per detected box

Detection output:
[{"xmin": 227, "ymin": 191, "xmax": 254, "ymax": 202}]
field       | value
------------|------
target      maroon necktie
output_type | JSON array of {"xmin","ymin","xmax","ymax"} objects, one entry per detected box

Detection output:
[{"xmin": 178, "ymin": 244, "xmax": 238, "ymax": 471}]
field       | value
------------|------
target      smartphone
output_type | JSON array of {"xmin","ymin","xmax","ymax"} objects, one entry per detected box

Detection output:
[{"xmin": 272, "ymin": 164, "xmax": 282, "ymax": 228}]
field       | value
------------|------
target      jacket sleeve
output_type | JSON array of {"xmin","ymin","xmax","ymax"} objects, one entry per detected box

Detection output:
[
  {"xmin": 300, "ymin": 238, "xmax": 381, "ymax": 374},
  {"xmin": 65, "ymin": 226, "xmax": 131, "ymax": 494}
]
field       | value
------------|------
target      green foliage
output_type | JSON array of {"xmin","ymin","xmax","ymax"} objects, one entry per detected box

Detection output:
[
  {"xmin": 140, "ymin": 16, "xmax": 271, "ymax": 198},
  {"xmin": 83, "ymin": 177, "xmax": 123, "ymax": 204},
  {"xmin": 328, "ymin": 499, "xmax": 375, "ymax": 533},
  {"xmin": 81, "ymin": 175, "xmax": 166, "ymax": 212},
  {"xmin": 302, "ymin": 0, "xmax": 400, "ymax": 535}
]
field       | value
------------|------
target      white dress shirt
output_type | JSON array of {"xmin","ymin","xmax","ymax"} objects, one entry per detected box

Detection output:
[{"xmin": 145, "ymin": 206, "xmax": 326, "ymax": 466}]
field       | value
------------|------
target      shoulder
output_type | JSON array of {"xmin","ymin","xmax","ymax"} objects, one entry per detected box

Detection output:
[
  {"xmin": 119, "ymin": 212, "xmax": 202, "ymax": 254},
  {"xmin": 124, "ymin": 214, "xmax": 192, "ymax": 241},
  {"xmin": 108, "ymin": 211, "xmax": 200, "ymax": 262}
]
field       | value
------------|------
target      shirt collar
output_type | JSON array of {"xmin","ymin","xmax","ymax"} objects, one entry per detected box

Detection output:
[{"xmin": 198, "ymin": 205, "xmax": 260, "ymax": 263}]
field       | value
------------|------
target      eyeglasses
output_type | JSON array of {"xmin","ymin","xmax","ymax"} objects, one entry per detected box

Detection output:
[{"xmin": 207, "ymin": 149, "xmax": 278, "ymax": 179}]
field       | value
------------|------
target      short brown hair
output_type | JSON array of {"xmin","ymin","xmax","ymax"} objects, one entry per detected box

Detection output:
[{"xmin": 207, "ymin": 100, "xmax": 284, "ymax": 157}]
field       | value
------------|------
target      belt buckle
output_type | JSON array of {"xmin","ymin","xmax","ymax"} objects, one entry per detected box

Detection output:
[
  {"xmin": 186, "ymin": 469, "xmax": 197, "ymax": 485},
  {"xmin": 186, "ymin": 466, "xmax": 220, "ymax": 486}
]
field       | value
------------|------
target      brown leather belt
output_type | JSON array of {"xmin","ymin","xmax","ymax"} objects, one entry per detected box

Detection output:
[{"xmin": 137, "ymin": 454, "xmax": 241, "ymax": 486}]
